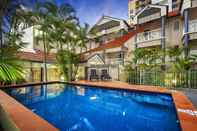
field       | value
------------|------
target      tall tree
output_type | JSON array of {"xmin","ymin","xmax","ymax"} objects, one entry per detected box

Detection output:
[
  {"xmin": 0, "ymin": 0, "xmax": 33, "ymax": 85},
  {"xmin": 30, "ymin": 1, "xmax": 79, "ymax": 82}
]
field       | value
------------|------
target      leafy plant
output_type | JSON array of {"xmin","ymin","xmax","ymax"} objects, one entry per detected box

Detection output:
[
  {"xmin": 56, "ymin": 50, "xmax": 80, "ymax": 81},
  {"xmin": 0, "ymin": 32, "xmax": 25, "ymax": 84}
]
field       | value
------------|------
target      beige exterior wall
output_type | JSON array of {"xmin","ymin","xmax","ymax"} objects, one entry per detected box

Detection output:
[
  {"xmin": 22, "ymin": 62, "xmax": 60, "ymax": 82},
  {"xmin": 124, "ymin": 35, "xmax": 135, "ymax": 63},
  {"xmin": 166, "ymin": 16, "xmax": 183, "ymax": 47}
]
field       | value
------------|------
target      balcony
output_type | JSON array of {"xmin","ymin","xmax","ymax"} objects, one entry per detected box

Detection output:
[
  {"xmin": 137, "ymin": 29, "xmax": 161, "ymax": 43},
  {"xmin": 137, "ymin": 29, "xmax": 162, "ymax": 48},
  {"xmin": 134, "ymin": 4, "xmax": 167, "ymax": 25},
  {"xmin": 188, "ymin": 19, "xmax": 197, "ymax": 40},
  {"xmin": 138, "ymin": 12, "xmax": 160, "ymax": 24}
]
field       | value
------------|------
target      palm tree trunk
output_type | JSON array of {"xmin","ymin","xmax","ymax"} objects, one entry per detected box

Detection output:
[{"xmin": 43, "ymin": 32, "xmax": 48, "ymax": 82}]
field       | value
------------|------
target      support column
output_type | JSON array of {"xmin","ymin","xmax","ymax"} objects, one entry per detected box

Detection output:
[
  {"xmin": 135, "ymin": 34, "xmax": 138, "ymax": 49},
  {"xmin": 41, "ymin": 66, "xmax": 44, "ymax": 82},
  {"xmin": 161, "ymin": 16, "xmax": 166, "ymax": 65},
  {"xmin": 184, "ymin": 9, "xmax": 189, "ymax": 58},
  {"xmin": 30, "ymin": 62, "xmax": 34, "ymax": 82}
]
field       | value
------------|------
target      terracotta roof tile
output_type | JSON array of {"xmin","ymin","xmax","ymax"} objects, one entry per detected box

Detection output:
[
  {"xmin": 17, "ymin": 49, "xmax": 56, "ymax": 63},
  {"xmin": 168, "ymin": 10, "xmax": 179, "ymax": 17}
]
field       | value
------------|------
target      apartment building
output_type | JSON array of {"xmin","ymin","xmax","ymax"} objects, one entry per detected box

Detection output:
[
  {"xmin": 128, "ymin": 0, "xmax": 151, "ymax": 24},
  {"xmin": 19, "ymin": 0, "xmax": 197, "ymax": 82},
  {"xmin": 132, "ymin": 2, "xmax": 182, "ymax": 49},
  {"xmin": 80, "ymin": 0, "xmax": 193, "ymax": 80},
  {"xmin": 79, "ymin": 16, "xmax": 133, "ymax": 80},
  {"xmin": 130, "ymin": 0, "xmax": 197, "ymax": 58},
  {"xmin": 128, "ymin": 0, "xmax": 181, "ymax": 24}
]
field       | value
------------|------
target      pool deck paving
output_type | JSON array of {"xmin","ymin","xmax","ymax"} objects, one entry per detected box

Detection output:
[
  {"xmin": 178, "ymin": 88, "xmax": 197, "ymax": 108},
  {"xmin": 0, "ymin": 81, "xmax": 197, "ymax": 131}
]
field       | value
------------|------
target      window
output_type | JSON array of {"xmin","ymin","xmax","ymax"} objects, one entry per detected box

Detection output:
[
  {"xmin": 174, "ymin": 21, "xmax": 179, "ymax": 31},
  {"xmin": 144, "ymin": 30, "xmax": 150, "ymax": 40},
  {"xmin": 118, "ymin": 52, "xmax": 123, "ymax": 58}
]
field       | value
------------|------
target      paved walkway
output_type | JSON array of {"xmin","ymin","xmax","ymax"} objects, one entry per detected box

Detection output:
[{"xmin": 178, "ymin": 88, "xmax": 197, "ymax": 108}]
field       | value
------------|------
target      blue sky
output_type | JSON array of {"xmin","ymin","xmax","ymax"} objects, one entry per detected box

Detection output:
[{"xmin": 57, "ymin": 0, "xmax": 128, "ymax": 26}]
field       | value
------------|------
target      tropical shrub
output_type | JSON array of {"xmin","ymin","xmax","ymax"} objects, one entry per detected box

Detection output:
[{"xmin": 56, "ymin": 50, "xmax": 80, "ymax": 81}]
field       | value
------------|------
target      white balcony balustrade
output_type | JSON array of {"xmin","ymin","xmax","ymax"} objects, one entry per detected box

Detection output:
[
  {"xmin": 106, "ymin": 58, "xmax": 123, "ymax": 65},
  {"xmin": 189, "ymin": 19, "xmax": 197, "ymax": 33},
  {"xmin": 96, "ymin": 26, "xmax": 121, "ymax": 36},
  {"xmin": 188, "ymin": 19, "xmax": 197, "ymax": 40},
  {"xmin": 138, "ymin": 12, "xmax": 160, "ymax": 24},
  {"xmin": 137, "ymin": 29, "xmax": 161, "ymax": 43}
]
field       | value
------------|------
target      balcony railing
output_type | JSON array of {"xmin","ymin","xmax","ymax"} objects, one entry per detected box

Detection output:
[
  {"xmin": 189, "ymin": 19, "xmax": 197, "ymax": 32},
  {"xmin": 138, "ymin": 12, "xmax": 160, "ymax": 24},
  {"xmin": 137, "ymin": 29, "xmax": 161, "ymax": 43},
  {"xmin": 96, "ymin": 26, "xmax": 121, "ymax": 36},
  {"xmin": 186, "ymin": 19, "xmax": 197, "ymax": 40},
  {"xmin": 151, "ymin": 0, "xmax": 166, "ymax": 4},
  {"xmin": 106, "ymin": 58, "xmax": 123, "ymax": 65}
]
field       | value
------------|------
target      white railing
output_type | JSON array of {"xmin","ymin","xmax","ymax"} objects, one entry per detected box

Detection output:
[
  {"xmin": 106, "ymin": 58, "xmax": 123, "ymax": 65},
  {"xmin": 189, "ymin": 19, "xmax": 197, "ymax": 33},
  {"xmin": 138, "ymin": 12, "xmax": 160, "ymax": 24},
  {"xmin": 151, "ymin": 0, "xmax": 166, "ymax": 4},
  {"xmin": 96, "ymin": 26, "xmax": 121, "ymax": 36},
  {"xmin": 137, "ymin": 29, "xmax": 161, "ymax": 43}
]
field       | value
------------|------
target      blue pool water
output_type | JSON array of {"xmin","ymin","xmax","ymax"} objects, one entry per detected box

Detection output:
[{"xmin": 4, "ymin": 84, "xmax": 181, "ymax": 131}]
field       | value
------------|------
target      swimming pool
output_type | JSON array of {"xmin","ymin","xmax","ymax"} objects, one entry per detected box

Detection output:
[{"xmin": 4, "ymin": 84, "xmax": 181, "ymax": 131}]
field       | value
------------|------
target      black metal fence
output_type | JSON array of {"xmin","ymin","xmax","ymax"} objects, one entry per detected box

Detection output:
[{"xmin": 127, "ymin": 70, "xmax": 197, "ymax": 88}]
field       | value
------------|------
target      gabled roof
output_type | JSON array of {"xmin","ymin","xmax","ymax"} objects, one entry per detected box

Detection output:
[
  {"xmin": 95, "ymin": 15, "xmax": 128, "ymax": 25},
  {"xmin": 82, "ymin": 27, "xmax": 144, "ymax": 55},
  {"xmin": 136, "ymin": 4, "xmax": 168, "ymax": 17},
  {"xmin": 87, "ymin": 54, "xmax": 105, "ymax": 65},
  {"xmin": 89, "ymin": 15, "xmax": 130, "ymax": 33},
  {"xmin": 17, "ymin": 49, "xmax": 56, "ymax": 63}
]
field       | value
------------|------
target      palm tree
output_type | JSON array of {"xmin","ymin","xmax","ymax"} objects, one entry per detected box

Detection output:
[
  {"xmin": 31, "ymin": 1, "xmax": 93, "ymax": 82},
  {"xmin": 0, "ymin": 27, "xmax": 26, "ymax": 85},
  {"xmin": 29, "ymin": 1, "xmax": 78, "ymax": 82},
  {"xmin": 76, "ymin": 23, "xmax": 90, "ymax": 53},
  {"xmin": 167, "ymin": 46, "xmax": 182, "ymax": 62},
  {"xmin": 0, "ymin": 0, "xmax": 21, "ymax": 47},
  {"xmin": 0, "ymin": 0, "xmax": 34, "ymax": 85},
  {"xmin": 0, "ymin": 0, "xmax": 36, "ymax": 47}
]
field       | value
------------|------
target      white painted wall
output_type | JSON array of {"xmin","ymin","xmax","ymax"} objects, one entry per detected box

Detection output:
[{"xmin": 20, "ymin": 26, "xmax": 35, "ymax": 52}]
